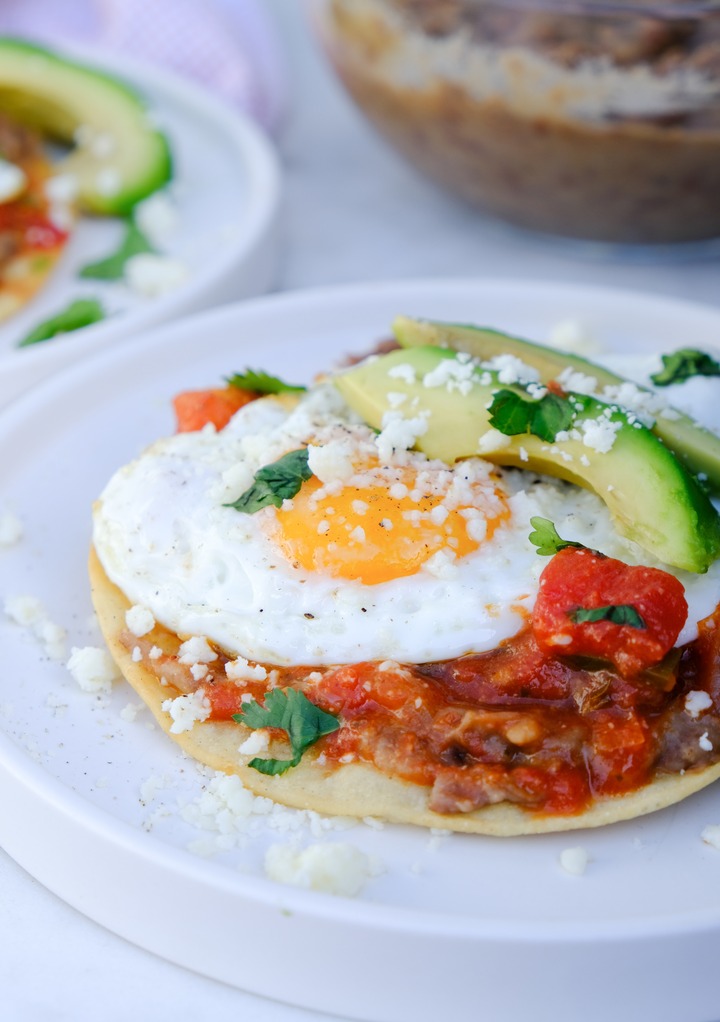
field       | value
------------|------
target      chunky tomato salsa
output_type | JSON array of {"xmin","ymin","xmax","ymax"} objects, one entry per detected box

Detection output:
[{"xmin": 123, "ymin": 592, "xmax": 720, "ymax": 818}]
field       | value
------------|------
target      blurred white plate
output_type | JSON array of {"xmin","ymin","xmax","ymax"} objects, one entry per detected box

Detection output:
[
  {"xmin": 1, "ymin": 279, "xmax": 720, "ymax": 1022},
  {"xmin": 0, "ymin": 42, "xmax": 281, "ymax": 408}
]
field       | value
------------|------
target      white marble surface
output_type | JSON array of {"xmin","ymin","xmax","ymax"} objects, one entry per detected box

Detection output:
[{"xmin": 3, "ymin": 2, "xmax": 720, "ymax": 1021}]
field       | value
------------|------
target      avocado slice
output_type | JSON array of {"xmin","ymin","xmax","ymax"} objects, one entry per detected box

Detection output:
[
  {"xmin": 393, "ymin": 316, "xmax": 720, "ymax": 494},
  {"xmin": 0, "ymin": 38, "xmax": 172, "ymax": 215},
  {"xmin": 334, "ymin": 346, "xmax": 720, "ymax": 573}
]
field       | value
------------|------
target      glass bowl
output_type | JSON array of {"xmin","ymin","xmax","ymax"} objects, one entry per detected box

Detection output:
[{"xmin": 310, "ymin": 0, "xmax": 720, "ymax": 243}]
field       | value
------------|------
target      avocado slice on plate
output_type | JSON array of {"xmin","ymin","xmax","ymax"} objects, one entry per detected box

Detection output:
[
  {"xmin": 335, "ymin": 345, "xmax": 720, "ymax": 574},
  {"xmin": 393, "ymin": 315, "xmax": 720, "ymax": 494},
  {"xmin": 0, "ymin": 38, "xmax": 172, "ymax": 215}
]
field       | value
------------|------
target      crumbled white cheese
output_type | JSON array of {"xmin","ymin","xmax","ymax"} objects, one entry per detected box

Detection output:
[
  {"xmin": 307, "ymin": 438, "xmax": 356, "ymax": 484},
  {"xmin": 218, "ymin": 462, "xmax": 254, "ymax": 503},
  {"xmin": 225, "ymin": 656, "xmax": 268, "ymax": 683},
  {"xmin": 421, "ymin": 548, "xmax": 458, "ymax": 579},
  {"xmin": 375, "ymin": 411, "xmax": 429, "ymax": 463},
  {"xmin": 139, "ymin": 773, "xmax": 173, "ymax": 804},
  {"xmin": 120, "ymin": 702, "xmax": 144, "ymax": 722},
  {"xmin": 44, "ymin": 174, "xmax": 78, "ymax": 205},
  {"xmin": 35, "ymin": 620, "xmax": 67, "ymax": 660},
  {"xmin": 699, "ymin": 732, "xmax": 714, "ymax": 752},
  {"xmin": 4, "ymin": 594, "xmax": 44, "ymax": 627},
  {"xmin": 5, "ymin": 595, "xmax": 67, "ymax": 660},
  {"xmin": 0, "ymin": 510, "xmax": 23, "ymax": 547},
  {"xmin": 483, "ymin": 354, "xmax": 540, "ymax": 386},
  {"xmin": 429, "ymin": 504, "xmax": 448, "ymax": 525},
  {"xmin": 179, "ymin": 772, "xmax": 355, "ymax": 852},
  {"xmin": 66, "ymin": 645, "xmax": 120, "ymax": 693},
  {"xmin": 264, "ymin": 842, "xmax": 378, "ymax": 897},
  {"xmin": 0, "ymin": 158, "xmax": 26, "ymax": 203},
  {"xmin": 125, "ymin": 604, "xmax": 155, "ymax": 637},
  {"xmin": 685, "ymin": 690, "xmax": 713, "ymax": 719},
  {"xmin": 386, "ymin": 363, "xmax": 417, "ymax": 384},
  {"xmin": 44, "ymin": 173, "xmax": 77, "ymax": 231},
  {"xmin": 45, "ymin": 692, "xmax": 68, "ymax": 714},
  {"xmin": 477, "ymin": 428, "xmax": 512, "ymax": 454},
  {"xmin": 422, "ymin": 356, "xmax": 477, "ymax": 394},
  {"xmin": 161, "ymin": 689, "xmax": 212, "ymax": 733},
  {"xmin": 559, "ymin": 846, "xmax": 590, "ymax": 876},
  {"xmin": 701, "ymin": 825, "xmax": 720, "ymax": 850},
  {"xmin": 601, "ymin": 382, "xmax": 668, "ymax": 427},
  {"xmin": 556, "ymin": 367, "xmax": 599, "ymax": 396},
  {"xmin": 525, "ymin": 382, "xmax": 549, "ymax": 400},
  {"xmin": 124, "ymin": 253, "xmax": 188, "ymax": 297},
  {"xmin": 178, "ymin": 636, "xmax": 218, "ymax": 665},
  {"xmin": 462, "ymin": 511, "xmax": 488, "ymax": 543},
  {"xmin": 133, "ymin": 191, "xmax": 178, "ymax": 243},
  {"xmin": 238, "ymin": 729, "xmax": 270, "ymax": 756},
  {"xmin": 577, "ymin": 415, "xmax": 622, "ymax": 454}
]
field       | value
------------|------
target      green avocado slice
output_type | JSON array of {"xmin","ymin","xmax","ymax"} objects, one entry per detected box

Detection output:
[
  {"xmin": 334, "ymin": 346, "xmax": 720, "ymax": 574},
  {"xmin": 0, "ymin": 37, "xmax": 172, "ymax": 214},
  {"xmin": 392, "ymin": 315, "xmax": 720, "ymax": 495}
]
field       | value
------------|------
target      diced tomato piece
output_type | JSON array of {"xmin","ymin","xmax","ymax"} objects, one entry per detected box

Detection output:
[
  {"xmin": 0, "ymin": 207, "xmax": 68, "ymax": 250},
  {"xmin": 314, "ymin": 663, "xmax": 430, "ymax": 715},
  {"xmin": 173, "ymin": 386, "xmax": 257, "ymax": 433},
  {"xmin": 203, "ymin": 682, "xmax": 244, "ymax": 720},
  {"xmin": 532, "ymin": 547, "xmax": 688, "ymax": 677},
  {"xmin": 587, "ymin": 707, "xmax": 653, "ymax": 795},
  {"xmin": 512, "ymin": 762, "xmax": 591, "ymax": 815}
]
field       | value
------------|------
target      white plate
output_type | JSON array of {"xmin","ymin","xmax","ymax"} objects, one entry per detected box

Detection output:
[
  {"xmin": 0, "ymin": 43, "xmax": 281, "ymax": 409},
  {"xmin": 2, "ymin": 279, "xmax": 720, "ymax": 1022}
]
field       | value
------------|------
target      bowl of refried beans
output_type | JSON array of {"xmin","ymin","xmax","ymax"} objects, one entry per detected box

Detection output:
[{"xmin": 310, "ymin": 0, "xmax": 720, "ymax": 243}]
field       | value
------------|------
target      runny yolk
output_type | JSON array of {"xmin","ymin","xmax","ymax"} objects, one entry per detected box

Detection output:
[{"xmin": 271, "ymin": 474, "xmax": 509, "ymax": 585}]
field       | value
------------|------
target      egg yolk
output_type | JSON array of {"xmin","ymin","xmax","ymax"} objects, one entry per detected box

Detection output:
[{"xmin": 271, "ymin": 474, "xmax": 509, "ymax": 585}]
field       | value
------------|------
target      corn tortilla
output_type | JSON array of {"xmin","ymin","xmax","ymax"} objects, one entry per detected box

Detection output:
[{"xmin": 89, "ymin": 545, "xmax": 720, "ymax": 836}]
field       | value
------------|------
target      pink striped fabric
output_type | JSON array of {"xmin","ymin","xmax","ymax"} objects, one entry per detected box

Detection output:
[{"xmin": 0, "ymin": 0, "xmax": 286, "ymax": 131}]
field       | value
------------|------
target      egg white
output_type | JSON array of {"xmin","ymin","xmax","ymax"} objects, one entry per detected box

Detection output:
[{"xmin": 93, "ymin": 381, "xmax": 720, "ymax": 667}]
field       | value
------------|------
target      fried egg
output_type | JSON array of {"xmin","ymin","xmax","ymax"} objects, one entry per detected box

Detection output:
[{"xmin": 93, "ymin": 380, "xmax": 720, "ymax": 667}]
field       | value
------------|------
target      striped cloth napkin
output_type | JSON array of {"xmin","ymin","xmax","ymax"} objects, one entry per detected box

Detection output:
[{"xmin": 0, "ymin": 0, "xmax": 286, "ymax": 132}]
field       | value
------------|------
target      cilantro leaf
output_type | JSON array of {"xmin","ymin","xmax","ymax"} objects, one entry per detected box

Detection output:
[
  {"xmin": 225, "ymin": 448, "xmax": 313, "ymax": 514},
  {"xmin": 533, "ymin": 392, "xmax": 575, "ymax": 441},
  {"xmin": 488, "ymin": 389, "xmax": 574, "ymax": 443},
  {"xmin": 569, "ymin": 604, "xmax": 646, "ymax": 629},
  {"xmin": 487, "ymin": 388, "xmax": 533, "ymax": 435},
  {"xmin": 18, "ymin": 298, "xmax": 105, "ymax": 347},
  {"xmin": 79, "ymin": 220, "xmax": 154, "ymax": 280},
  {"xmin": 651, "ymin": 348, "xmax": 720, "ymax": 387},
  {"xmin": 226, "ymin": 369, "xmax": 307, "ymax": 394},
  {"xmin": 528, "ymin": 517, "xmax": 586, "ymax": 557},
  {"xmin": 233, "ymin": 688, "xmax": 340, "ymax": 774}
]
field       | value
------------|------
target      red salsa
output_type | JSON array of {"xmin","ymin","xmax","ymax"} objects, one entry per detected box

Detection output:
[{"xmin": 127, "ymin": 597, "xmax": 720, "ymax": 819}]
